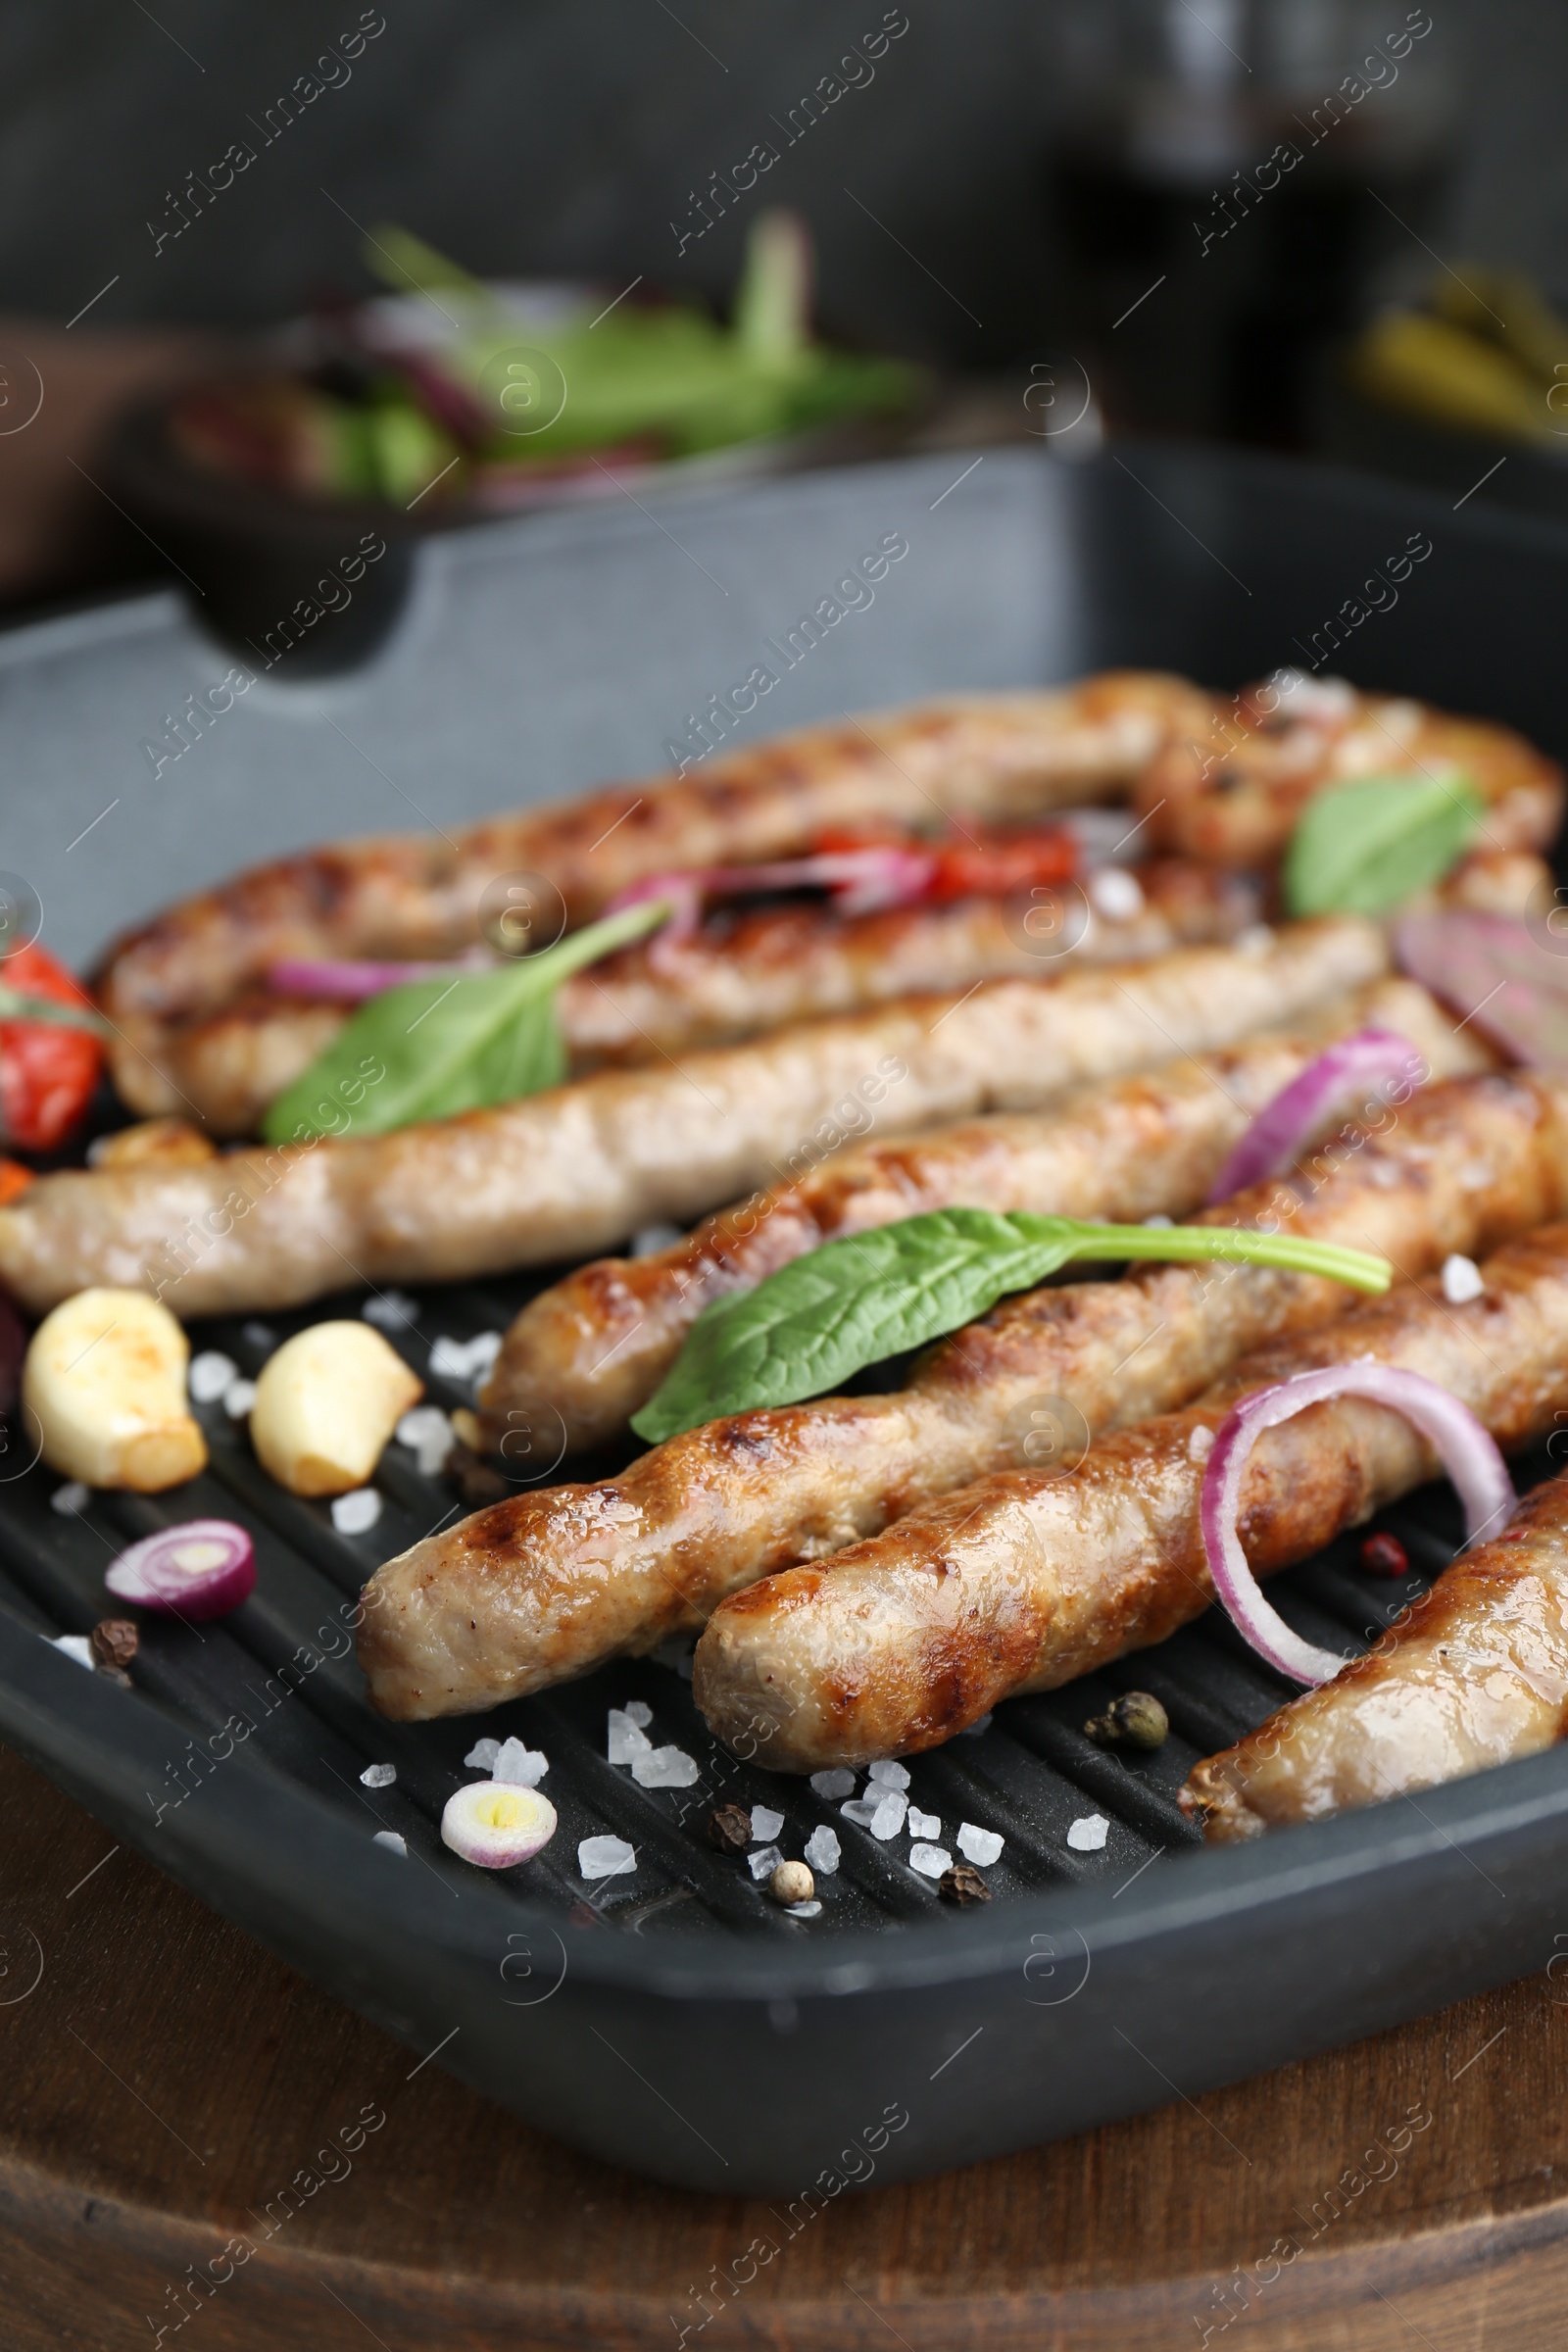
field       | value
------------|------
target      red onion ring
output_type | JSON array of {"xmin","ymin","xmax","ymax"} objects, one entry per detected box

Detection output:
[
  {"xmin": 1200, "ymin": 1364, "xmax": 1516, "ymax": 1685},
  {"xmin": 104, "ymin": 1519, "xmax": 256, "ymax": 1620},
  {"xmin": 269, "ymin": 951, "xmax": 495, "ymax": 1002},
  {"xmin": 1204, "ymin": 1028, "xmax": 1427, "ymax": 1206}
]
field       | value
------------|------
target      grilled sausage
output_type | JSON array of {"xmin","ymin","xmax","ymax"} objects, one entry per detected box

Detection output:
[
  {"xmin": 1182, "ymin": 1470, "xmax": 1568, "ymax": 1840},
  {"xmin": 694, "ymin": 1225, "xmax": 1568, "ymax": 1770},
  {"xmin": 357, "ymin": 1071, "xmax": 1568, "ymax": 1721},
  {"xmin": 477, "ymin": 974, "xmax": 1487, "ymax": 1452},
  {"xmin": 0, "ymin": 922, "xmax": 1387, "ymax": 1320},
  {"xmin": 100, "ymin": 673, "xmax": 1207, "ymax": 1118},
  {"xmin": 1135, "ymin": 672, "xmax": 1563, "ymax": 868},
  {"xmin": 109, "ymin": 857, "xmax": 1262, "ymax": 1136}
]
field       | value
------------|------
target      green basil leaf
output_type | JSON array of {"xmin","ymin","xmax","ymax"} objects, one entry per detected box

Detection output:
[
  {"xmin": 630, "ymin": 1210, "xmax": 1392, "ymax": 1444},
  {"xmin": 262, "ymin": 898, "xmax": 665, "ymax": 1143},
  {"xmin": 1284, "ymin": 772, "xmax": 1484, "ymax": 918}
]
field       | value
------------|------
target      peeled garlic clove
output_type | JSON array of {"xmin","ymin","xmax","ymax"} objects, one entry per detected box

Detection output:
[
  {"xmin": 249, "ymin": 1320, "xmax": 422, "ymax": 1497},
  {"xmin": 24, "ymin": 1287, "xmax": 206, "ymax": 1493}
]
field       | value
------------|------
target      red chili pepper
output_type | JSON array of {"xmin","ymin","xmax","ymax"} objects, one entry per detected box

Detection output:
[
  {"xmin": 813, "ymin": 826, "xmax": 1080, "ymax": 903},
  {"xmin": 0, "ymin": 942, "xmax": 103, "ymax": 1151}
]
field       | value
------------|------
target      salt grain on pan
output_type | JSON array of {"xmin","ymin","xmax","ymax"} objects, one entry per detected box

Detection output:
[
  {"xmin": 907, "ymin": 1807, "xmax": 942, "ymax": 1840},
  {"xmin": 189, "ymin": 1350, "xmax": 237, "ymax": 1403},
  {"xmin": 631, "ymin": 1744, "xmax": 700, "ymax": 1788},
  {"xmin": 651, "ymin": 1635, "xmax": 696, "ymax": 1679},
  {"xmin": 956, "ymin": 1823, "xmax": 1004, "ymax": 1867},
  {"xmin": 1067, "ymin": 1813, "xmax": 1109, "ymax": 1852},
  {"xmin": 397, "ymin": 1405, "xmax": 455, "ymax": 1477},
  {"xmin": 50, "ymin": 1482, "xmax": 88, "ymax": 1517},
  {"xmin": 1087, "ymin": 865, "xmax": 1145, "ymax": 922},
  {"xmin": 908, "ymin": 1843, "xmax": 952, "ymax": 1879},
  {"xmin": 607, "ymin": 1707, "xmax": 654, "ymax": 1765},
  {"xmin": 578, "ymin": 1835, "xmax": 636, "ymax": 1880},
  {"xmin": 241, "ymin": 1321, "xmax": 276, "ymax": 1353},
  {"xmin": 360, "ymin": 1762, "xmax": 397, "ymax": 1789},
  {"xmin": 751, "ymin": 1805, "xmax": 785, "ymax": 1844},
  {"xmin": 1442, "ymin": 1252, "xmax": 1485, "ymax": 1304},
  {"xmin": 465, "ymin": 1738, "xmax": 502, "ymax": 1771},
  {"xmin": 843, "ymin": 1790, "xmax": 909, "ymax": 1838},
  {"xmin": 363, "ymin": 1290, "xmax": 418, "ymax": 1333},
  {"xmin": 804, "ymin": 1824, "xmax": 841, "ymax": 1876},
  {"xmin": 788, "ymin": 1901, "xmax": 822, "ymax": 1918},
  {"xmin": 623, "ymin": 1699, "xmax": 653, "ymax": 1727},
  {"xmin": 371, "ymin": 1831, "xmax": 408, "ymax": 1857},
  {"xmin": 429, "ymin": 1331, "xmax": 505, "ymax": 1386},
  {"xmin": 331, "ymin": 1488, "xmax": 382, "ymax": 1536},
  {"xmin": 958, "ymin": 1714, "xmax": 993, "ymax": 1739},
  {"xmin": 631, "ymin": 1222, "xmax": 684, "ymax": 1257},
  {"xmin": 46, "ymin": 1633, "xmax": 94, "ymax": 1670},
  {"xmin": 748, "ymin": 1844, "xmax": 783, "ymax": 1881},
  {"xmin": 867, "ymin": 1759, "xmax": 909, "ymax": 1790},
  {"xmin": 809, "ymin": 1767, "xmax": 856, "ymax": 1799},
  {"xmin": 493, "ymin": 1738, "xmax": 549, "ymax": 1787},
  {"xmin": 222, "ymin": 1377, "xmax": 258, "ymax": 1420}
]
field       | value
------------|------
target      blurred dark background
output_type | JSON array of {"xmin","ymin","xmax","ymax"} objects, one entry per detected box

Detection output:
[{"xmin": 2, "ymin": 0, "xmax": 1565, "ymax": 613}]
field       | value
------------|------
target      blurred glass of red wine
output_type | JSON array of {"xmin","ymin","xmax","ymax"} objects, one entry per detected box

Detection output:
[{"xmin": 1044, "ymin": 0, "xmax": 1458, "ymax": 446}]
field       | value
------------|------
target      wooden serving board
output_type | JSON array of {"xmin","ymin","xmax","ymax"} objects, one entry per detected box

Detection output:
[{"xmin": 2, "ymin": 1737, "xmax": 1566, "ymax": 2351}]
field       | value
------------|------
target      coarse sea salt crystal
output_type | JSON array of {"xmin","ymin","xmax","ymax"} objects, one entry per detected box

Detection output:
[
  {"xmin": 578, "ymin": 1835, "xmax": 636, "ymax": 1880},
  {"xmin": 465, "ymin": 1737, "xmax": 502, "ymax": 1771},
  {"xmin": 363, "ymin": 1291, "xmax": 418, "ymax": 1333},
  {"xmin": 493, "ymin": 1738, "xmax": 549, "ymax": 1788},
  {"xmin": 360, "ymin": 1762, "xmax": 397, "ymax": 1789},
  {"xmin": 47, "ymin": 1633, "xmax": 93, "ymax": 1670},
  {"xmin": 631, "ymin": 1744, "xmax": 699, "ymax": 1788},
  {"xmin": 428, "ymin": 1335, "xmax": 478, "ymax": 1383},
  {"xmin": 804, "ymin": 1824, "xmax": 841, "ymax": 1876},
  {"xmin": 907, "ymin": 1807, "xmax": 942, "ymax": 1841},
  {"xmin": 623, "ymin": 1699, "xmax": 653, "ymax": 1727},
  {"xmin": 50, "ymin": 1482, "xmax": 88, "ymax": 1517},
  {"xmin": 651, "ymin": 1634, "xmax": 695, "ymax": 1678},
  {"xmin": 397, "ymin": 1405, "xmax": 455, "ymax": 1477},
  {"xmin": 607, "ymin": 1708, "xmax": 653, "ymax": 1765},
  {"xmin": 958, "ymin": 1713, "xmax": 993, "ymax": 1739},
  {"xmin": 787, "ymin": 1901, "xmax": 822, "ymax": 1918},
  {"xmin": 956, "ymin": 1823, "xmax": 1004, "ymax": 1867},
  {"xmin": 1067, "ymin": 1813, "xmax": 1109, "ymax": 1852},
  {"xmin": 372, "ymin": 1831, "xmax": 408, "ymax": 1857},
  {"xmin": 222, "ymin": 1378, "xmax": 258, "ymax": 1420},
  {"xmin": 751, "ymin": 1804, "xmax": 785, "ymax": 1843},
  {"xmin": 1088, "ymin": 865, "xmax": 1145, "ymax": 922},
  {"xmin": 868, "ymin": 1791, "xmax": 908, "ymax": 1840},
  {"xmin": 867, "ymin": 1759, "xmax": 909, "ymax": 1789},
  {"xmin": 331, "ymin": 1488, "xmax": 382, "ymax": 1536},
  {"xmin": 908, "ymin": 1842, "xmax": 952, "ymax": 1879},
  {"xmin": 467, "ymin": 1329, "xmax": 503, "ymax": 1373},
  {"xmin": 749, "ymin": 1844, "xmax": 783, "ymax": 1881},
  {"xmin": 809, "ymin": 1767, "xmax": 856, "ymax": 1799},
  {"xmin": 189, "ymin": 1350, "xmax": 237, "ymax": 1403},
  {"xmin": 1442, "ymin": 1252, "xmax": 1485, "ymax": 1304},
  {"xmin": 631, "ymin": 1222, "xmax": 684, "ymax": 1257}
]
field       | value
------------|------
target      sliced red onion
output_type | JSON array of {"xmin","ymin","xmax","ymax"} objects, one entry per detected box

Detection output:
[
  {"xmin": 440, "ymin": 1779, "xmax": 558, "ymax": 1868},
  {"xmin": 1204, "ymin": 1028, "xmax": 1426, "ymax": 1205},
  {"xmin": 607, "ymin": 847, "xmax": 937, "ymax": 935},
  {"xmin": 1396, "ymin": 911, "xmax": 1568, "ymax": 1067},
  {"xmin": 1200, "ymin": 1365, "xmax": 1516, "ymax": 1685},
  {"xmin": 104, "ymin": 1518, "xmax": 256, "ymax": 1620},
  {"xmin": 269, "ymin": 950, "xmax": 494, "ymax": 1001}
]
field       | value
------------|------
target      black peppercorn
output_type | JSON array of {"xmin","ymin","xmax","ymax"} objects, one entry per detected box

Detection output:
[
  {"xmin": 940, "ymin": 1862, "xmax": 991, "ymax": 1905},
  {"xmin": 706, "ymin": 1803, "xmax": 753, "ymax": 1856}
]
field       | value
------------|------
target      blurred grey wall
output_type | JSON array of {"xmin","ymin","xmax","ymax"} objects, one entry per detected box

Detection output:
[{"xmin": 0, "ymin": 0, "xmax": 1557, "ymax": 365}]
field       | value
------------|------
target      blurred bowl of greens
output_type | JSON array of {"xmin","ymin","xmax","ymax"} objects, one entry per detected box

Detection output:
[
  {"xmin": 1320, "ymin": 263, "xmax": 1568, "ymax": 525},
  {"xmin": 102, "ymin": 212, "xmax": 925, "ymax": 677}
]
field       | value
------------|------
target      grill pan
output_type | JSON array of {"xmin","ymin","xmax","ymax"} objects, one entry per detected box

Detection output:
[{"xmin": 3, "ymin": 442, "xmax": 1568, "ymax": 2195}]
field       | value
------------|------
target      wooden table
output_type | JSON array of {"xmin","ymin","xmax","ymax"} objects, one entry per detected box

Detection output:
[{"xmin": 3, "ymin": 1740, "xmax": 1567, "ymax": 2351}]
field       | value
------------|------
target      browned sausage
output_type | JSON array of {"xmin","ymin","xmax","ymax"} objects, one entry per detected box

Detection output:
[
  {"xmin": 1182, "ymin": 1470, "xmax": 1568, "ymax": 1840},
  {"xmin": 100, "ymin": 673, "xmax": 1208, "ymax": 1117},
  {"xmin": 0, "ymin": 921, "xmax": 1387, "ymax": 1318},
  {"xmin": 1134, "ymin": 672, "xmax": 1563, "ymax": 868},
  {"xmin": 109, "ymin": 857, "xmax": 1261, "ymax": 1135},
  {"xmin": 694, "ymin": 1226, "xmax": 1568, "ymax": 1770},
  {"xmin": 477, "ymin": 975, "xmax": 1487, "ymax": 1452},
  {"xmin": 357, "ymin": 1071, "xmax": 1568, "ymax": 1722}
]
